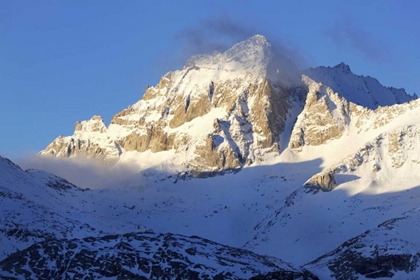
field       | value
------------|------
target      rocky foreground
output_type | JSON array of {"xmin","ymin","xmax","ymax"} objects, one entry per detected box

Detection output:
[{"xmin": 0, "ymin": 231, "xmax": 317, "ymax": 280}]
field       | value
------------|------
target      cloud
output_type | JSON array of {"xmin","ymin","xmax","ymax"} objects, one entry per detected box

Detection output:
[
  {"xmin": 326, "ymin": 16, "xmax": 387, "ymax": 63},
  {"xmin": 173, "ymin": 15, "xmax": 308, "ymax": 69},
  {"xmin": 174, "ymin": 16, "xmax": 254, "ymax": 55}
]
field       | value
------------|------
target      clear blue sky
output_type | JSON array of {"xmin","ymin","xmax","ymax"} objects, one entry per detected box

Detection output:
[{"xmin": 1, "ymin": 0, "xmax": 419, "ymax": 158}]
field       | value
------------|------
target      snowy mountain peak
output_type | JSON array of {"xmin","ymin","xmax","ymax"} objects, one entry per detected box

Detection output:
[
  {"xmin": 184, "ymin": 34, "xmax": 272, "ymax": 78},
  {"xmin": 183, "ymin": 34, "xmax": 300, "ymax": 86},
  {"xmin": 224, "ymin": 34, "xmax": 270, "ymax": 56},
  {"xmin": 0, "ymin": 155, "xmax": 23, "ymax": 172},
  {"xmin": 304, "ymin": 63, "xmax": 416, "ymax": 109},
  {"xmin": 248, "ymin": 34, "xmax": 268, "ymax": 43},
  {"xmin": 313, "ymin": 62, "xmax": 352, "ymax": 74}
]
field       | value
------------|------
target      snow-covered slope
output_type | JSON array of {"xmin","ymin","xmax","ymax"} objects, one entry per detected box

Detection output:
[
  {"xmin": 306, "ymin": 208, "xmax": 420, "ymax": 280},
  {"xmin": 0, "ymin": 155, "xmax": 322, "ymax": 279},
  {"xmin": 0, "ymin": 155, "xmax": 147, "ymax": 260}
]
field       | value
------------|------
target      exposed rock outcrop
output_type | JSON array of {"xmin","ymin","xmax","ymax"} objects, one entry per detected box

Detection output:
[
  {"xmin": 41, "ymin": 115, "xmax": 121, "ymax": 162},
  {"xmin": 304, "ymin": 172, "xmax": 337, "ymax": 192},
  {"xmin": 289, "ymin": 76, "xmax": 352, "ymax": 150}
]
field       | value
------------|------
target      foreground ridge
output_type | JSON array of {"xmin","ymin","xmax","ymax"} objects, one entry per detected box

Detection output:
[{"xmin": 0, "ymin": 231, "xmax": 317, "ymax": 280}]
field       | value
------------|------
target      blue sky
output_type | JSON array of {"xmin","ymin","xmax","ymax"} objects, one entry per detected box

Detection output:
[{"xmin": 1, "ymin": 0, "xmax": 419, "ymax": 158}]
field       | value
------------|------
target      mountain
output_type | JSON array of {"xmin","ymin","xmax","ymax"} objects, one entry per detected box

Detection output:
[
  {"xmin": 0, "ymin": 231, "xmax": 317, "ymax": 280},
  {"xmin": 39, "ymin": 36, "xmax": 416, "ymax": 178},
  {"xmin": 4, "ymin": 35, "xmax": 420, "ymax": 279},
  {"xmin": 40, "ymin": 35, "xmax": 308, "ymax": 175}
]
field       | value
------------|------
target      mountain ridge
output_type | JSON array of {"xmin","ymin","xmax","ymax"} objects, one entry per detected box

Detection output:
[{"xmin": 304, "ymin": 62, "xmax": 415, "ymax": 109}]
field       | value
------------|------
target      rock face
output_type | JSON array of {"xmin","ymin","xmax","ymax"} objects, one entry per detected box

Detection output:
[
  {"xmin": 0, "ymin": 231, "xmax": 315, "ymax": 280},
  {"xmin": 251, "ymin": 270, "xmax": 319, "ymax": 280},
  {"xmin": 288, "ymin": 65, "xmax": 417, "ymax": 150},
  {"xmin": 289, "ymin": 75, "xmax": 352, "ymax": 149},
  {"xmin": 303, "ymin": 172, "xmax": 337, "ymax": 192}
]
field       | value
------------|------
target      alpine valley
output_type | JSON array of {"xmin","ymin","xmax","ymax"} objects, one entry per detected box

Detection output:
[{"xmin": 2, "ymin": 35, "xmax": 420, "ymax": 279}]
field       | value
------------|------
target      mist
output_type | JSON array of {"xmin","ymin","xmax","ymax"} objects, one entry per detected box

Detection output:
[
  {"xmin": 16, "ymin": 155, "xmax": 141, "ymax": 190},
  {"xmin": 326, "ymin": 15, "xmax": 388, "ymax": 63}
]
